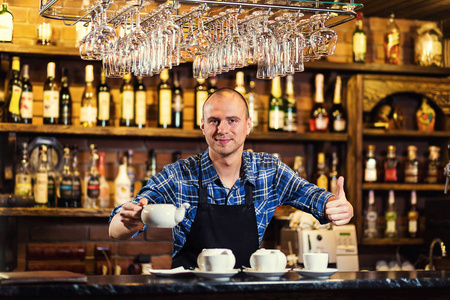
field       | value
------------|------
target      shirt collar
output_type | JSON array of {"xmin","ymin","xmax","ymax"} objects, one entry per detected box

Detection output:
[{"xmin": 199, "ymin": 149, "xmax": 256, "ymax": 188}]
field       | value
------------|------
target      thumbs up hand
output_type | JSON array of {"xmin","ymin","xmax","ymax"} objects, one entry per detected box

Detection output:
[{"xmin": 325, "ymin": 176, "xmax": 354, "ymax": 225}]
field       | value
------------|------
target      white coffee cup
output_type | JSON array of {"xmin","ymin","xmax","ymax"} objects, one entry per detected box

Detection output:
[
  {"xmin": 303, "ymin": 253, "xmax": 329, "ymax": 271},
  {"xmin": 197, "ymin": 249, "xmax": 235, "ymax": 271},
  {"xmin": 250, "ymin": 249, "xmax": 287, "ymax": 272}
]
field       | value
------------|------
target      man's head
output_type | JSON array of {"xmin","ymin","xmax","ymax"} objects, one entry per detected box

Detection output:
[{"xmin": 201, "ymin": 88, "xmax": 252, "ymax": 159}]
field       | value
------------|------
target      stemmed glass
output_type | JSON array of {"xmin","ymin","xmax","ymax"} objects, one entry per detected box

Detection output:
[
  {"xmin": 126, "ymin": 8, "xmax": 151, "ymax": 76},
  {"xmin": 256, "ymin": 13, "xmax": 276, "ymax": 80},
  {"xmin": 79, "ymin": 12, "xmax": 100, "ymax": 60},
  {"xmin": 92, "ymin": 4, "xmax": 116, "ymax": 58},
  {"xmin": 309, "ymin": 13, "xmax": 338, "ymax": 56}
]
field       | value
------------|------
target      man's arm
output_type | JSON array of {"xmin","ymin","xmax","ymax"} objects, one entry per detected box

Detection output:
[
  {"xmin": 109, "ymin": 198, "xmax": 148, "ymax": 239},
  {"xmin": 325, "ymin": 176, "xmax": 353, "ymax": 225}
]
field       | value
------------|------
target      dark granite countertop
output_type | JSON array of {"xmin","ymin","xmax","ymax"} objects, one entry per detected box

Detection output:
[{"xmin": 1, "ymin": 270, "xmax": 450, "ymax": 300}]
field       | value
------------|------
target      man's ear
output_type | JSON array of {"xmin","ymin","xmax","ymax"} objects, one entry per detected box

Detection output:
[{"xmin": 247, "ymin": 117, "xmax": 253, "ymax": 135}]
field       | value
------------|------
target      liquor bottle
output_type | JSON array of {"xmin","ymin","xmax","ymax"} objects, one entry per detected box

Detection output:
[
  {"xmin": 58, "ymin": 146, "xmax": 73, "ymax": 208},
  {"xmin": 330, "ymin": 76, "xmax": 347, "ymax": 132},
  {"xmin": 364, "ymin": 190, "xmax": 378, "ymax": 239},
  {"xmin": 364, "ymin": 145, "xmax": 377, "ymax": 183},
  {"xmin": 5, "ymin": 56, "xmax": 22, "ymax": 123},
  {"xmin": 142, "ymin": 149, "xmax": 156, "ymax": 187},
  {"xmin": 98, "ymin": 151, "xmax": 110, "ymax": 208},
  {"xmin": 352, "ymin": 12, "xmax": 366, "ymax": 63},
  {"xmin": 208, "ymin": 76, "xmax": 218, "ymax": 95},
  {"xmin": 293, "ymin": 155, "xmax": 307, "ymax": 180},
  {"xmin": 35, "ymin": 145, "xmax": 49, "ymax": 207},
  {"xmin": 59, "ymin": 67, "xmax": 72, "ymax": 125},
  {"xmin": 80, "ymin": 65, "xmax": 97, "ymax": 127},
  {"xmin": 425, "ymin": 145, "xmax": 441, "ymax": 183},
  {"xmin": 71, "ymin": 145, "xmax": 82, "ymax": 208},
  {"xmin": 114, "ymin": 156, "xmax": 131, "ymax": 207},
  {"xmin": 309, "ymin": 74, "xmax": 329, "ymax": 132},
  {"xmin": 0, "ymin": 2, "xmax": 13, "ymax": 43},
  {"xmin": 384, "ymin": 12, "xmax": 400, "ymax": 65},
  {"xmin": 158, "ymin": 69, "xmax": 171, "ymax": 128},
  {"xmin": 385, "ymin": 190, "xmax": 398, "ymax": 238},
  {"xmin": 404, "ymin": 145, "xmax": 419, "ymax": 183},
  {"xmin": 384, "ymin": 145, "xmax": 398, "ymax": 182},
  {"xmin": 20, "ymin": 64, "xmax": 33, "ymax": 124},
  {"xmin": 97, "ymin": 68, "xmax": 111, "ymax": 127},
  {"xmin": 85, "ymin": 144, "xmax": 100, "ymax": 208},
  {"xmin": 268, "ymin": 76, "xmax": 284, "ymax": 131},
  {"xmin": 43, "ymin": 62, "xmax": 59, "ymax": 124},
  {"xmin": 126, "ymin": 150, "xmax": 136, "ymax": 199},
  {"xmin": 283, "ymin": 75, "xmax": 297, "ymax": 132},
  {"xmin": 408, "ymin": 190, "xmax": 419, "ymax": 238},
  {"xmin": 14, "ymin": 142, "xmax": 32, "ymax": 196},
  {"xmin": 235, "ymin": 71, "xmax": 246, "ymax": 96},
  {"xmin": 46, "ymin": 147, "xmax": 56, "ymax": 207},
  {"xmin": 133, "ymin": 76, "xmax": 146, "ymax": 129},
  {"xmin": 172, "ymin": 71, "xmax": 183, "ymax": 129},
  {"xmin": 194, "ymin": 78, "xmax": 209, "ymax": 129},
  {"xmin": 329, "ymin": 152, "xmax": 338, "ymax": 194},
  {"xmin": 246, "ymin": 77, "xmax": 259, "ymax": 131},
  {"xmin": 315, "ymin": 152, "xmax": 328, "ymax": 190},
  {"xmin": 120, "ymin": 73, "xmax": 135, "ymax": 127}
]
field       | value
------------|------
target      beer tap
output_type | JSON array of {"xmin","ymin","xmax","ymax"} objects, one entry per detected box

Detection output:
[{"xmin": 444, "ymin": 143, "xmax": 450, "ymax": 193}]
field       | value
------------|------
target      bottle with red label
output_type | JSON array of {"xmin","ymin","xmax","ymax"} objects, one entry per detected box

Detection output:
[
  {"xmin": 384, "ymin": 145, "xmax": 398, "ymax": 182},
  {"xmin": 309, "ymin": 73, "xmax": 329, "ymax": 132},
  {"xmin": 384, "ymin": 12, "xmax": 400, "ymax": 65},
  {"xmin": 85, "ymin": 144, "xmax": 100, "ymax": 208}
]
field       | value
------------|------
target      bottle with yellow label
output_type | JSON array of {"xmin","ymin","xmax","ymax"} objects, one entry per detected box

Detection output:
[
  {"xmin": 315, "ymin": 152, "xmax": 328, "ymax": 190},
  {"xmin": 80, "ymin": 65, "xmax": 97, "ymax": 127},
  {"xmin": 135, "ymin": 76, "xmax": 147, "ymax": 128},
  {"xmin": 194, "ymin": 78, "xmax": 209, "ymax": 129},
  {"xmin": 5, "ymin": 56, "xmax": 22, "ymax": 123},
  {"xmin": 120, "ymin": 73, "xmax": 135, "ymax": 127},
  {"xmin": 158, "ymin": 69, "xmax": 172, "ymax": 128}
]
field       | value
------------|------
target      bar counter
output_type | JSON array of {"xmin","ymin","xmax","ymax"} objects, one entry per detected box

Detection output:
[{"xmin": 1, "ymin": 270, "xmax": 450, "ymax": 300}]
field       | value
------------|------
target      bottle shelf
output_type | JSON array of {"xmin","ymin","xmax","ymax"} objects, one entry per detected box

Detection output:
[
  {"xmin": 363, "ymin": 129, "xmax": 450, "ymax": 138},
  {"xmin": 363, "ymin": 183, "xmax": 444, "ymax": 191},
  {"xmin": 0, "ymin": 44, "xmax": 80, "ymax": 57},
  {"xmin": 0, "ymin": 207, "xmax": 111, "ymax": 217},
  {"xmin": 361, "ymin": 238, "xmax": 425, "ymax": 246},
  {"xmin": 0, "ymin": 123, "xmax": 348, "ymax": 142}
]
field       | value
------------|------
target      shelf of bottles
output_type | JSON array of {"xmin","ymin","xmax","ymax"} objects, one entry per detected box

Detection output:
[{"xmin": 0, "ymin": 207, "xmax": 111, "ymax": 217}]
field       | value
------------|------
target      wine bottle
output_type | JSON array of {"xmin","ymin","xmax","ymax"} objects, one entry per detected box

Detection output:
[
  {"xmin": 246, "ymin": 77, "xmax": 259, "ymax": 131},
  {"xmin": 384, "ymin": 12, "xmax": 400, "ymax": 65},
  {"xmin": 142, "ymin": 149, "xmax": 156, "ymax": 187},
  {"xmin": 425, "ymin": 145, "xmax": 441, "ymax": 183},
  {"xmin": 352, "ymin": 12, "xmax": 366, "ymax": 63},
  {"xmin": 293, "ymin": 155, "xmax": 307, "ymax": 180},
  {"xmin": 71, "ymin": 145, "xmax": 82, "ymax": 208},
  {"xmin": 404, "ymin": 145, "xmax": 419, "ymax": 183},
  {"xmin": 80, "ymin": 65, "xmax": 97, "ymax": 127},
  {"xmin": 330, "ymin": 75, "xmax": 347, "ymax": 132},
  {"xmin": 158, "ymin": 69, "xmax": 172, "ymax": 128},
  {"xmin": 384, "ymin": 145, "xmax": 398, "ymax": 182},
  {"xmin": 135, "ymin": 75, "xmax": 147, "ymax": 129},
  {"xmin": 126, "ymin": 150, "xmax": 136, "ymax": 199},
  {"xmin": 97, "ymin": 68, "xmax": 111, "ymax": 127},
  {"xmin": 385, "ymin": 190, "xmax": 398, "ymax": 238},
  {"xmin": 59, "ymin": 67, "xmax": 72, "ymax": 125},
  {"xmin": 283, "ymin": 75, "xmax": 297, "ymax": 132},
  {"xmin": 329, "ymin": 152, "xmax": 338, "ymax": 194},
  {"xmin": 43, "ymin": 62, "xmax": 59, "ymax": 124},
  {"xmin": 14, "ymin": 142, "xmax": 32, "ymax": 196},
  {"xmin": 194, "ymin": 78, "xmax": 209, "ymax": 129},
  {"xmin": 309, "ymin": 73, "xmax": 328, "ymax": 132},
  {"xmin": 35, "ymin": 145, "xmax": 49, "ymax": 207},
  {"xmin": 85, "ymin": 144, "xmax": 100, "ymax": 208},
  {"xmin": 235, "ymin": 71, "xmax": 246, "ymax": 96},
  {"xmin": 408, "ymin": 190, "xmax": 419, "ymax": 238},
  {"xmin": 268, "ymin": 76, "xmax": 284, "ymax": 131},
  {"xmin": 46, "ymin": 147, "xmax": 56, "ymax": 207},
  {"xmin": 364, "ymin": 145, "xmax": 378, "ymax": 183},
  {"xmin": 120, "ymin": 73, "xmax": 135, "ymax": 127},
  {"xmin": 5, "ymin": 56, "xmax": 22, "ymax": 123},
  {"xmin": 364, "ymin": 190, "xmax": 378, "ymax": 238},
  {"xmin": 172, "ymin": 71, "xmax": 183, "ymax": 129},
  {"xmin": 98, "ymin": 151, "xmax": 110, "ymax": 208},
  {"xmin": 58, "ymin": 146, "xmax": 73, "ymax": 208},
  {"xmin": 315, "ymin": 152, "xmax": 328, "ymax": 190},
  {"xmin": 114, "ymin": 156, "xmax": 131, "ymax": 207},
  {"xmin": 20, "ymin": 64, "xmax": 33, "ymax": 124},
  {"xmin": 0, "ymin": 2, "xmax": 13, "ymax": 43}
]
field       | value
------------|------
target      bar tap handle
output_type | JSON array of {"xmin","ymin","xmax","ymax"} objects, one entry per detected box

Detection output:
[{"xmin": 444, "ymin": 143, "xmax": 450, "ymax": 194}]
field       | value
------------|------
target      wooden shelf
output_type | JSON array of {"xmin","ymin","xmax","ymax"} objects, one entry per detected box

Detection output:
[
  {"xmin": 363, "ymin": 183, "xmax": 445, "ymax": 191},
  {"xmin": 0, "ymin": 123, "xmax": 349, "ymax": 142},
  {"xmin": 363, "ymin": 129, "xmax": 450, "ymax": 138},
  {"xmin": 361, "ymin": 238, "xmax": 425, "ymax": 246},
  {"xmin": 0, "ymin": 43, "xmax": 79, "ymax": 57},
  {"xmin": 0, "ymin": 207, "xmax": 112, "ymax": 217}
]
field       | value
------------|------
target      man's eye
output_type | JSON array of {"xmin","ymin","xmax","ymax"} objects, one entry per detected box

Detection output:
[
  {"xmin": 210, "ymin": 120, "xmax": 218, "ymax": 124},
  {"xmin": 230, "ymin": 119, "xmax": 237, "ymax": 123}
]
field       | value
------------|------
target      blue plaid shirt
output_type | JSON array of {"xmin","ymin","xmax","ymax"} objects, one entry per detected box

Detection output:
[{"xmin": 110, "ymin": 149, "xmax": 333, "ymax": 257}]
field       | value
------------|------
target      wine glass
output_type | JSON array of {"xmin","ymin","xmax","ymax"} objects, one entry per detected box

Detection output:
[{"xmin": 310, "ymin": 13, "xmax": 338, "ymax": 56}]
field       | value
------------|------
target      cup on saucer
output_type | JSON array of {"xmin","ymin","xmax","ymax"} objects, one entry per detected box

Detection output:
[
  {"xmin": 197, "ymin": 249, "xmax": 235, "ymax": 272},
  {"xmin": 303, "ymin": 252, "xmax": 329, "ymax": 271},
  {"xmin": 250, "ymin": 249, "xmax": 287, "ymax": 272}
]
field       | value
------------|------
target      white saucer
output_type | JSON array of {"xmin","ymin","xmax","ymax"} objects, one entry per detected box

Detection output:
[
  {"xmin": 243, "ymin": 268, "xmax": 290, "ymax": 279},
  {"xmin": 293, "ymin": 268, "xmax": 338, "ymax": 279},
  {"xmin": 193, "ymin": 269, "xmax": 239, "ymax": 281},
  {"xmin": 148, "ymin": 267, "xmax": 192, "ymax": 277}
]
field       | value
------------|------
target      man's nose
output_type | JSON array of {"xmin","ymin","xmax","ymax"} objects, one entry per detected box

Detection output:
[{"xmin": 217, "ymin": 121, "xmax": 229, "ymax": 133}]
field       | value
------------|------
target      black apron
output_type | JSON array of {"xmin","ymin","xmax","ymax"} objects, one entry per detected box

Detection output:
[{"xmin": 171, "ymin": 156, "xmax": 260, "ymax": 269}]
